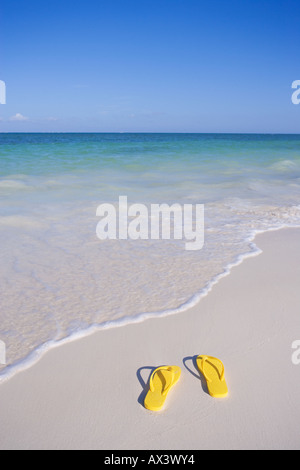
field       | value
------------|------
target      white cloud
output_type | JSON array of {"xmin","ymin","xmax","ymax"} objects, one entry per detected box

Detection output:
[{"xmin": 9, "ymin": 113, "xmax": 29, "ymax": 122}]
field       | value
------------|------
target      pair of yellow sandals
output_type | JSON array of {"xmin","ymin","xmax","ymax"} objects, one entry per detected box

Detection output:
[{"xmin": 144, "ymin": 355, "xmax": 228, "ymax": 411}]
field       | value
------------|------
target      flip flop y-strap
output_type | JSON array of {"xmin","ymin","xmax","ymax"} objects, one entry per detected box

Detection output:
[
  {"xmin": 149, "ymin": 366, "xmax": 176, "ymax": 397},
  {"xmin": 201, "ymin": 356, "xmax": 225, "ymax": 383}
]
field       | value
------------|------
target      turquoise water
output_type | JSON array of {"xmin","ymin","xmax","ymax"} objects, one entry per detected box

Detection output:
[
  {"xmin": 1, "ymin": 133, "xmax": 300, "ymax": 379},
  {"xmin": 2, "ymin": 133, "xmax": 300, "ymax": 206}
]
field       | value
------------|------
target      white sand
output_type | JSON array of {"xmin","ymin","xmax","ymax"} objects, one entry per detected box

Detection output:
[{"xmin": 0, "ymin": 228, "xmax": 300, "ymax": 450}]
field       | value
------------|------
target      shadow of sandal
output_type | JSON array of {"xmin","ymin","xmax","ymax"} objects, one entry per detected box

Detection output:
[
  {"xmin": 136, "ymin": 366, "xmax": 156, "ymax": 407},
  {"xmin": 183, "ymin": 355, "xmax": 209, "ymax": 395}
]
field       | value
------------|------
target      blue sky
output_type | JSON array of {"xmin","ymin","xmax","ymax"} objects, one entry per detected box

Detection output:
[{"xmin": 0, "ymin": 0, "xmax": 300, "ymax": 132}]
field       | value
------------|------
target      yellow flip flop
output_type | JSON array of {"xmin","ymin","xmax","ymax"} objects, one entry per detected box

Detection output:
[
  {"xmin": 196, "ymin": 355, "xmax": 228, "ymax": 398},
  {"xmin": 144, "ymin": 366, "xmax": 181, "ymax": 411}
]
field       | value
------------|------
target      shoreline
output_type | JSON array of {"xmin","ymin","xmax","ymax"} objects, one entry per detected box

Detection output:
[
  {"xmin": 0, "ymin": 227, "xmax": 300, "ymax": 449},
  {"xmin": 1, "ymin": 223, "xmax": 298, "ymax": 387}
]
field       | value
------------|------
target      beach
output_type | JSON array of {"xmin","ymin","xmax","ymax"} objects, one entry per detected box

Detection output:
[
  {"xmin": 2, "ymin": 0, "xmax": 300, "ymax": 453},
  {"xmin": 1, "ymin": 133, "xmax": 300, "ymax": 380},
  {"xmin": 0, "ymin": 227, "xmax": 299, "ymax": 450}
]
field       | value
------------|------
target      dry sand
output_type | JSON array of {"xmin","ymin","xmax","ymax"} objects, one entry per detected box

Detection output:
[{"xmin": 0, "ymin": 228, "xmax": 300, "ymax": 450}]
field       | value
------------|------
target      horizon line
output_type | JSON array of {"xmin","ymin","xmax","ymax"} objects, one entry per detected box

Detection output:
[{"xmin": 0, "ymin": 131, "xmax": 300, "ymax": 135}]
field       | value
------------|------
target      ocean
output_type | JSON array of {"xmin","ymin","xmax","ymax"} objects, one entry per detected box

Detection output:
[{"xmin": 1, "ymin": 133, "xmax": 300, "ymax": 380}]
